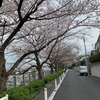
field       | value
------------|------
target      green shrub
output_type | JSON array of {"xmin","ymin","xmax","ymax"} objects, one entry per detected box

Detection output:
[
  {"xmin": 0, "ymin": 70, "xmax": 64, "ymax": 100},
  {"xmin": 0, "ymin": 93, "xmax": 5, "ymax": 98},
  {"xmin": 6, "ymin": 87, "xmax": 29, "ymax": 100},
  {"xmin": 58, "ymin": 70, "xmax": 64, "ymax": 75},
  {"xmin": 89, "ymin": 52, "xmax": 100, "ymax": 63},
  {"xmin": 26, "ymin": 79, "xmax": 45, "ymax": 95},
  {"xmin": 43, "ymin": 70, "xmax": 64, "ymax": 84},
  {"xmin": 43, "ymin": 74, "xmax": 55, "ymax": 84}
]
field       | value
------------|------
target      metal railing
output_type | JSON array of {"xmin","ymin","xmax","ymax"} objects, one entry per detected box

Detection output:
[{"xmin": 7, "ymin": 70, "xmax": 51, "ymax": 89}]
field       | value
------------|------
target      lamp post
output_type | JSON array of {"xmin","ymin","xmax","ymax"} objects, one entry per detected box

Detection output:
[
  {"xmin": 77, "ymin": 47, "xmax": 80, "ymax": 67},
  {"xmin": 83, "ymin": 36, "xmax": 89, "ymax": 76}
]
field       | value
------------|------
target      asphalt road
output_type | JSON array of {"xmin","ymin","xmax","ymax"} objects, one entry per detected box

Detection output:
[{"xmin": 53, "ymin": 69, "xmax": 100, "ymax": 100}]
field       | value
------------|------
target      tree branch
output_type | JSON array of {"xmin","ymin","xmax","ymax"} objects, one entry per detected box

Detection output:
[
  {"xmin": 22, "ymin": 65, "xmax": 37, "ymax": 74},
  {"xmin": 18, "ymin": 0, "xmax": 23, "ymax": 21},
  {"xmin": 0, "ymin": 0, "xmax": 3, "ymax": 7}
]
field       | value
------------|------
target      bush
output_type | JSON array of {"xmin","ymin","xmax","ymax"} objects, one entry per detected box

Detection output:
[
  {"xmin": 58, "ymin": 70, "xmax": 64, "ymax": 75},
  {"xmin": 43, "ymin": 70, "xmax": 64, "ymax": 84},
  {"xmin": 26, "ymin": 79, "xmax": 45, "ymax": 95},
  {"xmin": 43, "ymin": 74, "xmax": 55, "ymax": 84},
  {"xmin": 6, "ymin": 87, "xmax": 29, "ymax": 100},
  {"xmin": 0, "ymin": 70, "xmax": 64, "ymax": 100},
  {"xmin": 0, "ymin": 93, "xmax": 5, "ymax": 98},
  {"xmin": 89, "ymin": 52, "xmax": 100, "ymax": 63}
]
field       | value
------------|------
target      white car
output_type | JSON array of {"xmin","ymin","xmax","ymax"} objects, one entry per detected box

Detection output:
[{"xmin": 79, "ymin": 66, "xmax": 88, "ymax": 76}]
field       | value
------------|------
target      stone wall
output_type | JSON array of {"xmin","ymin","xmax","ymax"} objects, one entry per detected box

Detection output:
[{"xmin": 90, "ymin": 62, "xmax": 100, "ymax": 77}]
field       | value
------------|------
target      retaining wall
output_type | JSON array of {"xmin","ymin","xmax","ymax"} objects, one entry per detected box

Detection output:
[{"xmin": 90, "ymin": 62, "xmax": 100, "ymax": 77}]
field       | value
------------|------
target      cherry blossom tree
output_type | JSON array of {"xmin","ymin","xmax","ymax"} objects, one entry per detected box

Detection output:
[
  {"xmin": 47, "ymin": 40, "xmax": 77, "ymax": 72},
  {"xmin": 0, "ymin": 0, "xmax": 99, "ymax": 92}
]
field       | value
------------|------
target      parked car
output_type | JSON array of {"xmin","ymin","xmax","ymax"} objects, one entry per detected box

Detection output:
[{"xmin": 79, "ymin": 66, "xmax": 88, "ymax": 76}]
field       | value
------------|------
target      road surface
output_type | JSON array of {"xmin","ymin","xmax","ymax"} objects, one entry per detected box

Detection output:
[{"xmin": 53, "ymin": 69, "xmax": 100, "ymax": 100}]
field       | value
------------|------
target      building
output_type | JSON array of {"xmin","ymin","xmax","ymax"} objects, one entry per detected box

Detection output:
[
  {"xmin": 90, "ymin": 34, "xmax": 100, "ymax": 55},
  {"xmin": 95, "ymin": 34, "xmax": 100, "ymax": 52},
  {"xmin": 91, "ymin": 49, "xmax": 98, "ymax": 55}
]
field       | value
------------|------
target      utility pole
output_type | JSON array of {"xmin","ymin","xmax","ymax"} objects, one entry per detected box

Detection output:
[
  {"xmin": 77, "ymin": 47, "xmax": 80, "ymax": 67},
  {"xmin": 83, "ymin": 36, "xmax": 89, "ymax": 76}
]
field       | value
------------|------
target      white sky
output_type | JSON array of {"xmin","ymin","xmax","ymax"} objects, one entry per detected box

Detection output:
[{"xmin": 79, "ymin": 28, "xmax": 100, "ymax": 55}]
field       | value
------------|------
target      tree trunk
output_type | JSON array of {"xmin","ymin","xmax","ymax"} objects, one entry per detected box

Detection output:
[
  {"xmin": 0, "ymin": 76, "xmax": 8, "ymax": 92},
  {"xmin": 37, "ymin": 67, "xmax": 43, "ymax": 79},
  {"xmin": 50, "ymin": 64, "xmax": 54, "ymax": 74},
  {"xmin": 54, "ymin": 65, "xmax": 58, "ymax": 72},
  {"xmin": 51, "ymin": 67, "xmax": 53, "ymax": 74},
  {"xmin": 0, "ymin": 51, "xmax": 8, "ymax": 92},
  {"xmin": 0, "ymin": 0, "xmax": 3, "ymax": 7}
]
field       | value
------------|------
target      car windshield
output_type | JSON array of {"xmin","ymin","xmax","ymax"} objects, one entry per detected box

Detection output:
[{"xmin": 80, "ymin": 67, "xmax": 87, "ymax": 70}]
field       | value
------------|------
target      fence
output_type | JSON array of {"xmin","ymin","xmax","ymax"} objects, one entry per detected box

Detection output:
[
  {"xmin": 0, "ymin": 94, "xmax": 8, "ymax": 100},
  {"xmin": 7, "ymin": 70, "xmax": 51, "ymax": 89}
]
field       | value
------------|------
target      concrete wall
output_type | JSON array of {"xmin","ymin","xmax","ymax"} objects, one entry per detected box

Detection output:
[{"xmin": 90, "ymin": 62, "xmax": 100, "ymax": 77}]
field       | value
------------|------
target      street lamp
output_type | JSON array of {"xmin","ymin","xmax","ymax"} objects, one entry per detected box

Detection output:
[{"xmin": 83, "ymin": 36, "xmax": 89, "ymax": 76}]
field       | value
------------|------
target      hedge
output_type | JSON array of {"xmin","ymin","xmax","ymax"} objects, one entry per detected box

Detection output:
[
  {"xmin": 0, "ymin": 70, "xmax": 64, "ymax": 100},
  {"xmin": 43, "ymin": 70, "xmax": 64, "ymax": 84},
  {"xmin": 89, "ymin": 52, "xmax": 100, "ymax": 63},
  {"xmin": 6, "ymin": 87, "xmax": 30, "ymax": 100},
  {"xmin": 26, "ymin": 79, "xmax": 45, "ymax": 95},
  {"xmin": 0, "ymin": 93, "xmax": 5, "ymax": 98}
]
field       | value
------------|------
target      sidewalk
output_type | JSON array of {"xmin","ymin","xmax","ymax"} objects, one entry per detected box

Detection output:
[
  {"xmin": 31, "ymin": 70, "xmax": 68, "ymax": 100},
  {"xmin": 31, "ymin": 80, "xmax": 55, "ymax": 100}
]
